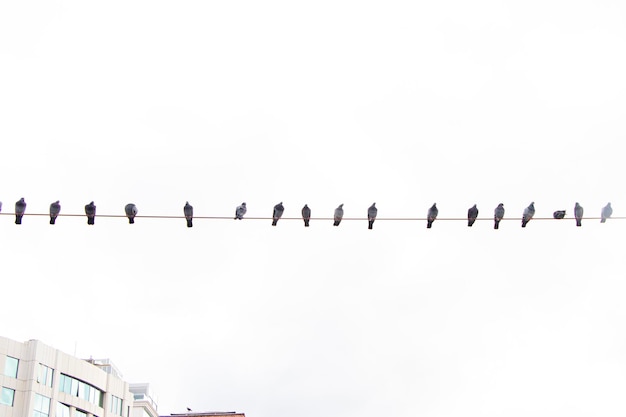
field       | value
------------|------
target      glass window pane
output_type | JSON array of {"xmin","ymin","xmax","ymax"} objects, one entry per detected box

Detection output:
[
  {"xmin": 57, "ymin": 403, "xmax": 71, "ymax": 417},
  {"xmin": 4, "ymin": 357, "xmax": 19, "ymax": 378},
  {"xmin": 1, "ymin": 387, "xmax": 16, "ymax": 406}
]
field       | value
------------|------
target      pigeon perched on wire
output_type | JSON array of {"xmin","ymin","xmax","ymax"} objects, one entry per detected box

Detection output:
[
  {"xmin": 184, "ymin": 202, "xmax": 193, "ymax": 227},
  {"xmin": 553, "ymin": 210, "xmax": 566, "ymax": 219},
  {"xmin": 302, "ymin": 204, "xmax": 311, "ymax": 227},
  {"xmin": 49, "ymin": 201, "xmax": 61, "ymax": 225},
  {"xmin": 235, "ymin": 202, "xmax": 247, "ymax": 220},
  {"xmin": 427, "ymin": 203, "xmax": 438, "ymax": 228},
  {"xmin": 333, "ymin": 204, "xmax": 344, "ymax": 226},
  {"xmin": 15, "ymin": 198, "xmax": 26, "ymax": 225},
  {"xmin": 574, "ymin": 202, "xmax": 583, "ymax": 227},
  {"xmin": 125, "ymin": 203, "xmax": 138, "ymax": 224},
  {"xmin": 494, "ymin": 203, "xmax": 505, "ymax": 230},
  {"xmin": 521, "ymin": 202, "xmax": 535, "ymax": 228},
  {"xmin": 368, "ymin": 203, "xmax": 377, "ymax": 230},
  {"xmin": 467, "ymin": 204, "xmax": 478, "ymax": 227},
  {"xmin": 601, "ymin": 202, "xmax": 612, "ymax": 223},
  {"xmin": 272, "ymin": 202, "xmax": 284, "ymax": 226},
  {"xmin": 85, "ymin": 201, "xmax": 96, "ymax": 225}
]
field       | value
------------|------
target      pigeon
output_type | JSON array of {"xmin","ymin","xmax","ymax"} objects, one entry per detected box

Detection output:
[
  {"xmin": 49, "ymin": 201, "xmax": 61, "ymax": 225},
  {"xmin": 553, "ymin": 210, "xmax": 566, "ymax": 219},
  {"xmin": 574, "ymin": 202, "xmax": 583, "ymax": 227},
  {"xmin": 427, "ymin": 203, "xmax": 438, "ymax": 228},
  {"xmin": 494, "ymin": 203, "xmax": 505, "ymax": 230},
  {"xmin": 85, "ymin": 201, "xmax": 96, "ymax": 225},
  {"xmin": 0, "ymin": 201, "xmax": 2, "ymax": 213},
  {"xmin": 333, "ymin": 204, "xmax": 344, "ymax": 226},
  {"xmin": 368, "ymin": 203, "xmax": 377, "ymax": 230},
  {"xmin": 15, "ymin": 198, "xmax": 26, "ymax": 225},
  {"xmin": 601, "ymin": 202, "xmax": 612, "ymax": 223},
  {"xmin": 235, "ymin": 202, "xmax": 247, "ymax": 220},
  {"xmin": 301, "ymin": 204, "xmax": 311, "ymax": 227},
  {"xmin": 184, "ymin": 201, "xmax": 193, "ymax": 227},
  {"xmin": 272, "ymin": 202, "xmax": 284, "ymax": 226},
  {"xmin": 125, "ymin": 203, "xmax": 138, "ymax": 224},
  {"xmin": 521, "ymin": 202, "xmax": 535, "ymax": 228},
  {"xmin": 467, "ymin": 204, "xmax": 478, "ymax": 227}
]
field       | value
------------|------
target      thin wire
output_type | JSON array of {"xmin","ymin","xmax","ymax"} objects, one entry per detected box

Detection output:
[{"xmin": 1, "ymin": 213, "xmax": 624, "ymax": 221}]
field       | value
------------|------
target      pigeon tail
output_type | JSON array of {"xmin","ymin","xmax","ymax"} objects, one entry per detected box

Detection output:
[
  {"xmin": 304, "ymin": 219, "xmax": 310, "ymax": 227},
  {"xmin": 88, "ymin": 217, "xmax": 95, "ymax": 225},
  {"xmin": 50, "ymin": 218, "xmax": 56, "ymax": 225},
  {"xmin": 521, "ymin": 220, "xmax": 527, "ymax": 228},
  {"xmin": 186, "ymin": 219, "xmax": 193, "ymax": 228},
  {"xmin": 15, "ymin": 215, "xmax": 23, "ymax": 225},
  {"xmin": 576, "ymin": 219, "xmax": 582, "ymax": 227},
  {"xmin": 129, "ymin": 218, "xmax": 134, "ymax": 224},
  {"xmin": 601, "ymin": 218, "xmax": 606, "ymax": 223},
  {"xmin": 427, "ymin": 221, "xmax": 433, "ymax": 228},
  {"xmin": 272, "ymin": 219, "xmax": 278, "ymax": 226},
  {"xmin": 494, "ymin": 220, "xmax": 500, "ymax": 229},
  {"xmin": 333, "ymin": 220, "xmax": 341, "ymax": 226},
  {"xmin": 468, "ymin": 220, "xmax": 475, "ymax": 227},
  {"xmin": 368, "ymin": 220, "xmax": 374, "ymax": 230}
]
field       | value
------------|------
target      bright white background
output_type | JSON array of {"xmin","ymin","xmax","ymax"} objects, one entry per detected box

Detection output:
[{"xmin": 1, "ymin": 1, "xmax": 625, "ymax": 416}]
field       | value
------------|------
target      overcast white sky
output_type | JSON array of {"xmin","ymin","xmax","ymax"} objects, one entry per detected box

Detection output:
[{"xmin": 1, "ymin": 1, "xmax": 626, "ymax": 416}]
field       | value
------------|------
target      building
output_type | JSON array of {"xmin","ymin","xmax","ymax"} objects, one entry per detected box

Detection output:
[
  {"xmin": 0, "ymin": 336, "xmax": 148, "ymax": 417},
  {"xmin": 164, "ymin": 413, "xmax": 245, "ymax": 417},
  {"xmin": 129, "ymin": 383, "xmax": 158, "ymax": 417}
]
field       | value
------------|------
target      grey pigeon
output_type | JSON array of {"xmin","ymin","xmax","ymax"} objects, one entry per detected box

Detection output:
[
  {"xmin": 574, "ymin": 202, "xmax": 583, "ymax": 227},
  {"xmin": 15, "ymin": 198, "xmax": 26, "ymax": 225},
  {"xmin": 427, "ymin": 203, "xmax": 438, "ymax": 228},
  {"xmin": 333, "ymin": 204, "xmax": 344, "ymax": 226},
  {"xmin": 0, "ymin": 201, "xmax": 2, "ymax": 213},
  {"xmin": 553, "ymin": 210, "xmax": 566, "ymax": 219},
  {"xmin": 184, "ymin": 201, "xmax": 193, "ymax": 227},
  {"xmin": 521, "ymin": 202, "xmax": 535, "ymax": 227},
  {"xmin": 467, "ymin": 204, "xmax": 478, "ymax": 227},
  {"xmin": 302, "ymin": 204, "xmax": 311, "ymax": 227},
  {"xmin": 494, "ymin": 203, "xmax": 505, "ymax": 229},
  {"xmin": 85, "ymin": 201, "xmax": 96, "ymax": 225},
  {"xmin": 601, "ymin": 202, "xmax": 612, "ymax": 223},
  {"xmin": 49, "ymin": 201, "xmax": 61, "ymax": 225},
  {"xmin": 272, "ymin": 202, "xmax": 284, "ymax": 226},
  {"xmin": 125, "ymin": 203, "xmax": 138, "ymax": 224},
  {"xmin": 235, "ymin": 202, "xmax": 247, "ymax": 220},
  {"xmin": 368, "ymin": 203, "xmax": 377, "ymax": 230}
]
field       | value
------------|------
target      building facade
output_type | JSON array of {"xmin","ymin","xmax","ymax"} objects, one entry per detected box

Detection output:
[{"xmin": 1, "ymin": 337, "xmax": 136, "ymax": 417}]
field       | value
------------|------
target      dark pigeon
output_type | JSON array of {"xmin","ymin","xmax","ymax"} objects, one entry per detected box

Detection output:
[
  {"xmin": 368, "ymin": 203, "xmax": 377, "ymax": 230},
  {"xmin": 85, "ymin": 201, "xmax": 96, "ymax": 225},
  {"xmin": 553, "ymin": 210, "xmax": 566, "ymax": 219},
  {"xmin": 467, "ymin": 204, "xmax": 478, "ymax": 227},
  {"xmin": 302, "ymin": 204, "xmax": 311, "ymax": 227},
  {"xmin": 494, "ymin": 203, "xmax": 505, "ymax": 230},
  {"xmin": 272, "ymin": 202, "xmax": 284, "ymax": 226},
  {"xmin": 50, "ymin": 201, "xmax": 61, "ymax": 225},
  {"xmin": 427, "ymin": 203, "xmax": 438, "ymax": 228},
  {"xmin": 125, "ymin": 203, "xmax": 138, "ymax": 224},
  {"xmin": 235, "ymin": 202, "xmax": 247, "ymax": 220},
  {"xmin": 15, "ymin": 198, "xmax": 26, "ymax": 225},
  {"xmin": 184, "ymin": 201, "xmax": 193, "ymax": 227},
  {"xmin": 333, "ymin": 204, "xmax": 344, "ymax": 226}
]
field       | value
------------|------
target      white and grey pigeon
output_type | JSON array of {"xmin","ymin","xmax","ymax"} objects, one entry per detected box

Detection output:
[
  {"xmin": 302, "ymin": 204, "xmax": 311, "ymax": 227},
  {"xmin": 467, "ymin": 204, "xmax": 478, "ymax": 227},
  {"xmin": 333, "ymin": 204, "xmax": 344, "ymax": 226},
  {"xmin": 574, "ymin": 202, "xmax": 584, "ymax": 227},
  {"xmin": 368, "ymin": 203, "xmax": 377, "ymax": 230},
  {"xmin": 272, "ymin": 202, "xmax": 284, "ymax": 226},
  {"xmin": 184, "ymin": 201, "xmax": 193, "ymax": 227},
  {"xmin": 125, "ymin": 203, "xmax": 138, "ymax": 224},
  {"xmin": 85, "ymin": 201, "xmax": 96, "ymax": 225},
  {"xmin": 601, "ymin": 202, "xmax": 612, "ymax": 223},
  {"xmin": 427, "ymin": 203, "xmax": 438, "ymax": 228},
  {"xmin": 553, "ymin": 210, "xmax": 566, "ymax": 219},
  {"xmin": 521, "ymin": 202, "xmax": 535, "ymax": 228},
  {"xmin": 50, "ymin": 201, "xmax": 61, "ymax": 225},
  {"xmin": 235, "ymin": 202, "xmax": 247, "ymax": 220},
  {"xmin": 494, "ymin": 203, "xmax": 505, "ymax": 229},
  {"xmin": 15, "ymin": 198, "xmax": 26, "ymax": 225}
]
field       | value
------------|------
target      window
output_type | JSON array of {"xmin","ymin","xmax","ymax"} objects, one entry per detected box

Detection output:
[
  {"xmin": 1, "ymin": 387, "xmax": 15, "ymax": 406},
  {"xmin": 33, "ymin": 393, "xmax": 51, "ymax": 417},
  {"xmin": 110, "ymin": 395, "xmax": 123, "ymax": 416},
  {"xmin": 74, "ymin": 409, "xmax": 87, "ymax": 417},
  {"xmin": 37, "ymin": 364, "xmax": 54, "ymax": 387},
  {"xmin": 58, "ymin": 374, "xmax": 103, "ymax": 407},
  {"xmin": 56, "ymin": 403, "xmax": 71, "ymax": 417},
  {"xmin": 4, "ymin": 356, "xmax": 19, "ymax": 378}
]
